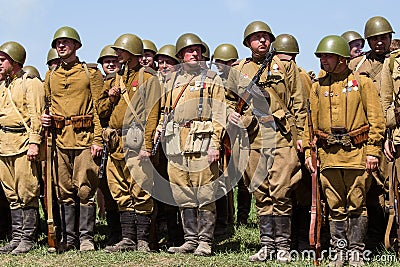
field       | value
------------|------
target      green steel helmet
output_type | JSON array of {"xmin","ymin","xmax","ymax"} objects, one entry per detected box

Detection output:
[
  {"xmin": 97, "ymin": 45, "xmax": 117, "ymax": 64},
  {"xmin": 341, "ymin": 31, "xmax": 365, "ymax": 46},
  {"xmin": 51, "ymin": 26, "xmax": 82, "ymax": 48},
  {"xmin": 154, "ymin": 44, "xmax": 179, "ymax": 63},
  {"xmin": 364, "ymin": 16, "xmax": 395, "ymax": 39},
  {"xmin": 112, "ymin": 33, "xmax": 143, "ymax": 56},
  {"xmin": 315, "ymin": 35, "xmax": 350, "ymax": 58},
  {"xmin": 272, "ymin": 34, "xmax": 299, "ymax": 54},
  {"xmin": 22, "ymin": 65, "xmax": 41, "ymax": 80},
  {"xmin": 142, "ymin": 40, "xmax": 157, "ymax": 54},
  {"xmin": 243, "ymin": 21, "xmax": 275, "ymax": 47},
  {"xmin": 202, "ymin": 42, "xmax": 210, "ymax": 61},
  {"xmin": 46, "ymin": 48, "xmax": 59, "ymax": 65},
  {"xmin": 0, "ymin": 41, "xmax": 26, "ymax": 65},
  {"xmin": 175, "ymin": 33, "xmax": 205, "ymax": 57},
  {"xmin": 213, "ymin": 43, "xmax": 239, "ymax": 61}
]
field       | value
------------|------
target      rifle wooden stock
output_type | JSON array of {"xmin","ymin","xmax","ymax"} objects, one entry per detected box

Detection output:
[
  {"xmin": 307, "ymin": 99, "xmax": 321, "ymax": 265},
  {"xmin": 43, "ymin": 97, "xmax": 57, "ymax": 252}
]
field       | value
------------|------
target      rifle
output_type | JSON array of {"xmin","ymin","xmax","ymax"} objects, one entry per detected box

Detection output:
[
  {"xmin": 223, "ymin": 48, "xmax": 276, "ymax": 150},
  {"xmin": 98, "ymin": 141, "xmax": 108, "ymax": 179},
  {"xmin": 385, "ymin": 129, "xmax": 400, "ymax": 256},
  {"xmin": 151, "ymin": 108, "xmax": 172, "ymax": 156},
  {"xmin": 307, "ymin": 99, "xmax": 321, "ymax": 265},
  {"xmin": 43, "ymin": 96, "xmax": 57, "ymax": 253}
]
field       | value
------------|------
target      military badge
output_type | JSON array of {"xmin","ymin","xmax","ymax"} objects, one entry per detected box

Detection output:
[{"xmin": 132, "ymin": 80, "xmax": 138, "ymax": 92}]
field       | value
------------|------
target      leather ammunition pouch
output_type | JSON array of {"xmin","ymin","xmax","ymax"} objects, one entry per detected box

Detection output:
[
  {"xmin": 315, "ymin": 125, "xmax": 369, "ymax": 148},
  {"xmin": 51, "ymin": 115, "xmax": 93, "ymax": 129},
  {"xmin": 183, "ymin": 120, "xmax": 213, "ymax": 154}
]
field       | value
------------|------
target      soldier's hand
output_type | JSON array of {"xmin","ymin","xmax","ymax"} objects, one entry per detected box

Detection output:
[
  {"xmin": 305, "ymin": 156, "xmax": 315, "ymax": 173},
  {"xmin": 41, "ymin": 113, "xmax": 52, "ymax": 127},
  {"xmin": 108, "ymin": 86, "xmax": 121, "ymax": 103},
  {"xmin": 228, "ymin": 112, "xmax": 241, "ymax": 127},
  {"xmin": 208, "ymin": 148, "xmax": 220, "ymax": 163},
  {"xmin": 297, "ymin": 140, "xmax": 303, "ymax": 153},
  {"xmin": 91, "ymin": 144, "xmax": 103, "ymax": 159},
  {"xmin": 138, "ymin": 150, "xmax": 151, "ymax": 161},
  {"xmin": 384, "ymin": 139, "xmax": 395, "ymax": 161},
  {"xmin": 27, "ymin": 143, "xmax": 39, "ymax": 161},
  {"xmin": 366, "ymin": 155, "xmax": 379, "ymax": 173}
]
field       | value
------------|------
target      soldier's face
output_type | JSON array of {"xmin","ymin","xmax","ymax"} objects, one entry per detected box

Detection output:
[
  {"xmin": 115, "ymin": 48, "xmax": 132, "ymax": 64},
  {"xmin": 157, "ymin": 55, "xmax": 176, "ymax": 76},
  {"xmin": 0, "ymin": 52, "xmax": 13, "ymax": 78},
  {"xmin": 319, "ymin": 53, "xmax": 342, "ymax": 73},
  {"xmin": 349, "ymin": 39, "xmax": 364, "ymax": 58},
  {"xmin": 139, "ymin": 51, "xmax": 155, "ymax": 68},
  {"xmin": 215, "ymin": 59, "xmax": 231, "ymax": 73},
  {"xmin": 55, "ymin": 38, "xmax": 78, "ymax": 59},
  {"xmin": 181, "ymin": 45, "xmax": 202, "ymax": 64},
  {"xmin": 248, "ymin": 32, "xmax": 271, "ymax": 54},
  {"xmin": 101, "ymin": 56, "xmax": 120, "ymax": 75},
  {"xmin": 367, "ymin": 33, "xmax": 391, "ymax": 55}
]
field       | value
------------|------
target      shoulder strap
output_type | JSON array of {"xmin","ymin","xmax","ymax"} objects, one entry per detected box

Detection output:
[
  {"xmin": 390, "ymin": 53, "xmax": 396, "ymax": 74},
  {"xmin": 116, "ymin": 74, "xmax": 142, "ymax": 125},
  {"xmin": 198, "ymin": 70, "xmax": 207, "ymax": 118},
  {"xmin": 6, "ymin": 73, "xmax": 30, "ymax": 132},
  {"xmin": 355, "ymin": 55, "xmax": 367, "ymax": 72},
  {"xmin": 82, "ymin": 62, "xmax": 91, "ymax": 81}
]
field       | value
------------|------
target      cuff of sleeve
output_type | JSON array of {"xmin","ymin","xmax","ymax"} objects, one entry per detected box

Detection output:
[
  {"xmin": 210, "ymin": 138, "xmax": 220, "ymax": 150},
  {"xmin": 366, "ymin": 145, "xmax": 381, "ymax": 158},
  {"xmin": 29, "ymin": 133, "xmax": 42, "ymax": 145},
  {"xmin": 304, "ymin": 148, "xmax": 311, "ymax": 159},
  {"xmin": 93, "ymin": 138, "xmax": 103, "ymax": 148}
]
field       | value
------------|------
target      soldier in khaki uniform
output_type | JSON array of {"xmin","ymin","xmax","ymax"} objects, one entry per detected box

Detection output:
[
  {"xmin": 0, "ymin": 41, "xmax": 45, "ymax": 254},
  {"xmin": 153, "ymin": 44, "xmax": 184, "ymax": 248},
  {"xmin": 96, "ymin": 45, "xmax": 122, "ymax": 245},
  {"xmin": 140, "ymin": 40, "xmax": 157, "ymax": 70},
  {"xmin": 341, "ymin": 31, "xmax": 365, "ymax": 59},
  {"xmin": 41, "ymin": 26, "xmax": 104, "ymax": 252},
  {"xmin": 304, "ymin": 35, "xmax": 385, "ymax": 266},
  {"xmin": 46, "ymin": 48, "xmax": 60, "ymax": 70},
  {"xmin": 271, "ymin": 33, "xmax": 316, "ymax": 251},
  {"xmin": 156, "ymin": 33, "xmax": 226, "ymax": 256},
  {"xmin": 98, "ymin": 33, "xmax": 161, "ymax": 252},
  {"xmin": 349, "ymin": 16, "xmax": 394, "ymax": 251},
  {"xmin": 0, "ymin": 61, "xmax": 10, "ymax": 243},
  {"xmin": 212, "ymin": 43, "xmax": 239, "ymax": 236},
  {"xmin": 226, "ymin": 21, "xmax": 306, "ymax": 263},
  {"xmin": 380, "ymin": 40, "xmax": 400, "ymax": 251}
]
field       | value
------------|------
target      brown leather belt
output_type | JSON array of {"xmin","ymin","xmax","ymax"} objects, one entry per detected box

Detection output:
[
  {"xmin": 258, "ymin": 115, "xmax": 274, "ymax": 123},
  {"xmin": 179, "ymin": 121, "xmax": 193, "ymax": 128}
]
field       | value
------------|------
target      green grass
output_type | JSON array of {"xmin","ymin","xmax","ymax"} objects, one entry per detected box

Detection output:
[{"xmin": 1, "ymin": 189, "xmax": 400, "ymax": 266}]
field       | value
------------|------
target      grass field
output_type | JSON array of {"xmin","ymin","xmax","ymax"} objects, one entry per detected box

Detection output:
[{"xmin": 1, "ymin": 189, "xmax": 400, "ymax": 267}]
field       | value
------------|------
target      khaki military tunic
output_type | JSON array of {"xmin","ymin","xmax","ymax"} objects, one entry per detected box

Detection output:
[
  {"xmin": 0, "ymin": 73, "xmax": 44, "ymax": 209},
  {"xmin": 159, "ymin": 67, "xmax": 226, "ymax": 210},
  {"xmin": 97, "ymin": 65, "xmax": 161, "ymax": 213},
  {"xmin": 303, "ymin": 69, "xmax": 385, "ymax": 220},
  {"xmin": 44, "ymin": 58, "xmax": 104, "ymax": 205}
]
